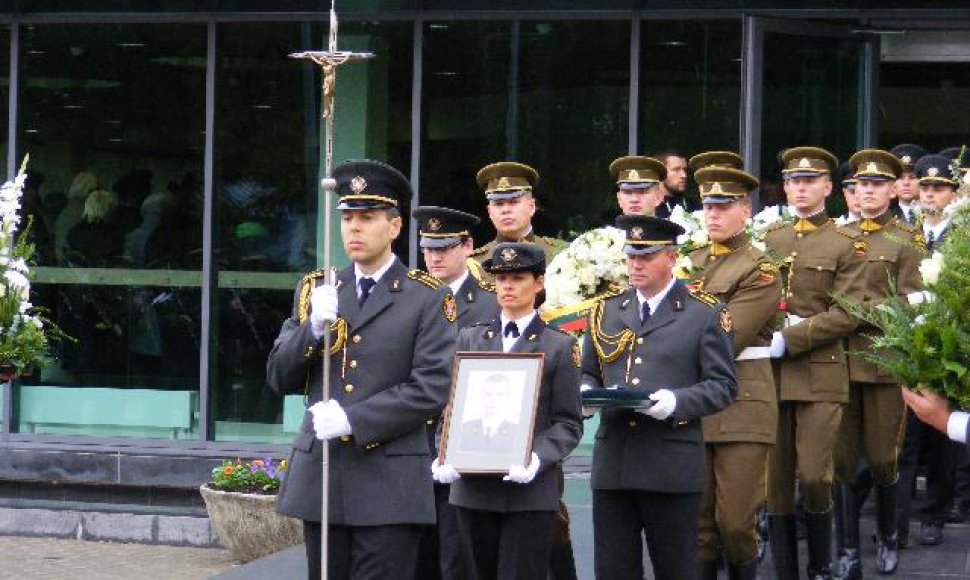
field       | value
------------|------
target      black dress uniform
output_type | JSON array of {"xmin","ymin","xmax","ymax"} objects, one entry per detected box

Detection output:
[
  {"xmin": 888, "ymin": 144, "xmax": 926, "ymax": 224},
  {"xmin": 412, "ymin": 205, "xmax": 499, "ymax": 580},
  {"xmin": 267, "ymin": 161, "xmax": 458, "ymax": 580},
  {"xmin": 582, "ymin": 216, "xmax": 737, "ymax": 580},
  {"xmin": 447, "ymin": 242, "xmax": 584, "ymax": 580}
]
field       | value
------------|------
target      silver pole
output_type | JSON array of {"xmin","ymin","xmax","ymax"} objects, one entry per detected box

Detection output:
[{"xmin": 289, "ymin": 4, "xmax": 373, "ymax": 577}]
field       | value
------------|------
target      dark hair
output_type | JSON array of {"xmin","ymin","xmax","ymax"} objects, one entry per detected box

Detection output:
[
  {"xmin": 653, "ymin": 149, "xmax": 686, "ymax": 163},
  {"xmin": 385, "ymin": 207, "xmax": 401, "ymax": 219}
]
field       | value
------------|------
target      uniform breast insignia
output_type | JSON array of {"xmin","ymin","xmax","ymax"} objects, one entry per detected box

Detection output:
[
  {"xmin": 853, "ymin": 240, "xmax": 868, "ymax": 260},
  {"xmin": 407, "ymin": 269, "xmax": 443, "ymax": 290},
  {"xmin": 443, "ymin": 294, "xmax": 458, "ymax": 323},
  {"xmin": 719, "ymin": 308, "xmax": 733, "ymax": 333},
  {"xmin": 758, "ymin": 262, "xmax": 779, "ymax": 285},
  {"xmin": 572, "ymin": 342, "xmax": 581, "ymax": 368},
  {"xmin": 688, "ymin": 288, "xmax": 719, "ymax": 308}
]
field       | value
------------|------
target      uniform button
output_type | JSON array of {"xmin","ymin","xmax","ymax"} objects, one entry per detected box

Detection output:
[
  {"xmin": 631, "ymin": 378, "xmax": 640, "ymax": 385},
  {"xmin": 744, "ymin": 392, "xmax": 751, "ymax": 398},
  {"xmin": 349, "ymin": 360, "xmax": 357, "ymax": 369},
  {"xmin": 797, "ymin": 233, "xmax": 804, "ymax": 238},
  {"xmin": 344, "ymin": 384, "xmax": 354, "ymax": 393},
  {"xmin": 426, "ymin": 419, "xmax": 434, "ymax": 425},
  {"xmin": 879, "ymin": 256, "xmax": 885, "ymax": 260},
  {"xmin": 339, "ymin": 435, "xmax": 351, "ymax": 442},
  {"xmin": 634, "ymin": 357, "xmax": 642, "ymax": 365},
  {"xmin": 628, "ymin": 419, "xmax": 637, "ymax": 428},
  {"xmin": 791, "ymin": 252, "xmax": 798, "ymax": 257},
  {"xmin": 352, "ymin": 335, "xmax": 362, "ymax": 344},
  {"xmin": 636, "ymin": 338, "xmax": 644, "ymax": 345}
]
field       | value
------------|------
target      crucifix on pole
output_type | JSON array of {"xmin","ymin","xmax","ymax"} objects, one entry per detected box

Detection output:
[{"xmin": 289, "ymin": 3, "xmax": 373, "ymax": 578}]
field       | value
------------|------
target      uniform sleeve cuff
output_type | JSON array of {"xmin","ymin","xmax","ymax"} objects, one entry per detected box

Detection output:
[{"xmin": 947, "ymin": 411, "xmax": 969, "ymax": 444}]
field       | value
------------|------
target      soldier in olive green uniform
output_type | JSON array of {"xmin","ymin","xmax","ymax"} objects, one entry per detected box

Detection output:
[
  {"xmin": 469, "ymin": 162, "xmax": 563, "ymax": 283},
  {"xmin": 608, "ymin": 156, "xmax": 668, "ymax": 218},
  {"xmin": 764, "ymin": 147, "xmax": 867, "ymax": 580},
  {"xmin": 688, "ymin": 162, "xmax": 780, "ymax": 580},
  {"xmin": 688, "ymin": 151, "xmax": 744, "ymax": 173},
  {"xmin": 832, "ymin": 150, "xmax": 925, "ymax": 578}
]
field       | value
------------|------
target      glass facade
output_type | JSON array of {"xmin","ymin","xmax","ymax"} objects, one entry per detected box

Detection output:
[{"xmin": 0, "ymin": 7, "xmax": 960, "ymax": 458}]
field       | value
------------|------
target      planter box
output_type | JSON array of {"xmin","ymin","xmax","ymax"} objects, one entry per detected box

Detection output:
[{"xmin": 200, "ymin": 485, "xmax": 303, "ymax": 563}]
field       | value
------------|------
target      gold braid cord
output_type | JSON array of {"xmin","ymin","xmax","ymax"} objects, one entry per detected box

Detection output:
[{"xmin": 588, "ymin": 299, "xmax": 635, "ymax": 363}]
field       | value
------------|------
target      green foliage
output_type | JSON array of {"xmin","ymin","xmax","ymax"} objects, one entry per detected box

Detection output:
[
  {"xmin": 208, "ymin": 458, "xmax": 289, "ymax": 495},
  {"xmin": 838, "ymin": 203, "xmax": 970, "ymax": 408}
]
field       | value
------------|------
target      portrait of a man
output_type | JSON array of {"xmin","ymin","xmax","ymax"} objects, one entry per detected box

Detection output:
[{"xmin": 459, "ymin": 372, "xmax": 521, "ymax": 453}]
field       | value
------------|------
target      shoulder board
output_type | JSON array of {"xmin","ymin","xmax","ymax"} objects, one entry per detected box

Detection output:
[
  {"xmin": 477, "ymin": 277, "xmax": 496, "ymax": 293},
  {"xmin": 470, "ymin": 244, "xmax": 490, "ymax": 257},
  {"xmin": 601, "ymin": 283, "xmax": 629, "ymax": 300},
  {"xmin": 889, "ymin": 218, "xmax": 919, "ymax": 235},
  {"xmin": 765, "ymin": 221, "xmax": 787, "ymax": 232},
  {"xmin": 689, "ymin": 242, "xmax": 711, "ymax": 256},
  {"xmin": 835, "ymin": 225, "xmax": 861, "ymax": 239},
  {"xmin": 688, "ymin": 288, "xmax": 719, "ymax": 308},
  {"xmin": 407, "ymin": 269, "xmax": 443, "ymax": 290}
]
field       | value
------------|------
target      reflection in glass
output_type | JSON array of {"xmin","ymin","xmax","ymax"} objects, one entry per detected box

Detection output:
[
  {"xmin": 639, "ymin": 20, "xmax": 742, "ymax": 179},
  {"xmin": 18, "ymin": 24, "xmax": 205, "ymax": 439},
  {"xmin": 420, "ymin": 20, "xmax": 629, "ymax": 242},
  {"xmin": 760, "ymin": 32, "xmax": 862, "ymax": 210},
  {"xmin": 213, "ymin": 21, "xmax": 412, "ymax": 442}
]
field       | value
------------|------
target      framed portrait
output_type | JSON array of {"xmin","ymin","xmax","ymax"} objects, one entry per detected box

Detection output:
[{"xmin": 439, "ymin": 352, "xmax": 545, "ymax": 474}]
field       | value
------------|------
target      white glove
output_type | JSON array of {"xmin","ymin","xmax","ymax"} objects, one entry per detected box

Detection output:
[
  {"xmin": 907, "ymin": 291, "xmax": 935, "ymax": 305},
  {"xmin": 309, "ymin": 284, "xmax": 339, "ymax": 338},
  {"xmin": 769, "ymin": 332, "xmax": 786, "ymax": 358},
  {"xmin": 636, "ymin": 389, "xmax": 677, "ymax": 420},
  {"xmin": 787, "ymin": 314, "xmax": 806, "ymax": 326},
  {"xmin": 914, "ymin": 314, "xmax": 926, "ymax": 326},
  {"xmin": 503, "ymin": 452, "xmax": 541, "ymax": 484},
  {"xmin": 308, "ymin": 399, "xmax": 352, "ymax": 440},
  {"xmin": 580, "ymin": 383, "xmax": 599, "ymax": 417},
  {"xmin": 431, "ymin": 457, "xmax": 461, "ymax": 484}
]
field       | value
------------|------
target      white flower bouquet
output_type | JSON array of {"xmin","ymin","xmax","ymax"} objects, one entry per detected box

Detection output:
[
  {"xmin": 0, "ymin": 157, "xmax": 67, "ymax": 378},
  {"xmin": 541, "ymin": 226, "xmax": 628, "ymax": 332}
]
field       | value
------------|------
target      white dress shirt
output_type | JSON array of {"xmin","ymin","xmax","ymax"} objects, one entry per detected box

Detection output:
[
  {"xmin": 636, "ymin": 276, "xmax": 677, "ymax": 320},
  {"xmin": 499, "ymin": 311, "xmax": 537, "ymax": 353},
  {"xmin": 448, "ymin": 270, "xmax": 470, "ymax": 296},
  {"xmin": 354, "ymin": 255, "xmax": 396, "ymax": 299}
]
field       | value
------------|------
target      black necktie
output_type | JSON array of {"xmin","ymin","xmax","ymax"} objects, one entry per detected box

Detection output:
[
  {"xmin": 358, "ymin": 277, "xmax": 376, "ymax": 307},
  {"xmin": 926, "ymin": 234, "xmax": 935, "ymax": 252},
  {"xmin": 503, "ymin": 321, "xmax": 520, "ymax": 338},
  {"xmin": 640, "ymin": 302, "xmax": 651, "ymax": 324}
]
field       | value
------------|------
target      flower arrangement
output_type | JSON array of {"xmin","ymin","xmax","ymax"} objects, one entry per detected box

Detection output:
[
  {"xmin": 0, "ymin": 157, "xmax": 66, "ymax": 377},
  {"xmin": 209, "ymin": 457, "xmax": 289, "ymax": 495},
  {"xmin": 837, "ymin": 200, "xmax": 970, "ymax": 407},
  {"xmin": 541, "ymin": 226, "xmax": 628, "ymax": 332}
]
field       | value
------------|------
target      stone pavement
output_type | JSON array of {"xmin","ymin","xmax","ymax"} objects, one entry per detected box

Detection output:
[
  {"xmin": 6, "ymin": 472, "xmax": 970, "ymax": 579},
  {"xmin": 0, "ymin": 536, "xmax": 236, "ymax": 580}
]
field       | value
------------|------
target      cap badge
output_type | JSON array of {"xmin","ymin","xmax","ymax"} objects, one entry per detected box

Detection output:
[
  {"xmin": 866, "ymin": 162, "xmax": 879, "ymax": 174},
  {"xmin": 798, "ymin": 158, "xmax": 811, "ymax": 168},
  {"xmin": 928, "ymin": 167, "xmax": 939, "ymax": 177},
  {"xmin": 427, "ymin": 218, "xmax": 441, "ymax": 232},
  {"xmin": 497, "ymin": 177, "xmax": 510, "ymax": 189},
  {"xmin": 628, "ymin": 169, "xmax": 640, "ymax": 180},
  {"xmin": 350, "ymin": 176, "xmax": 367, "ymax": 194},
  {"xmin": 710, "ymin": 181, "xmax": 724, "ymax": 194},
  {"xmin": 630, "ymin": 226, "xmax": 644, "ymax": 240},
  {"xmin": 500, "ymin": 248, "xmax": 517, "ymax": 263},
  {"xmin": 902, "ymin": 155, "xmax": 912, "ymax": 164}
]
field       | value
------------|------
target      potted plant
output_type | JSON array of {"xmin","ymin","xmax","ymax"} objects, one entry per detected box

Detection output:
[{"xmin": 200, "ymin": 457, "xmax": 304, "ymax": 563}]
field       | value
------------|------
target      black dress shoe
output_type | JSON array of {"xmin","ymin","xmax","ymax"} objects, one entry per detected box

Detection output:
[{"xmin": 919, "ymin": 522, "xmax": 944, "ymax": 546}]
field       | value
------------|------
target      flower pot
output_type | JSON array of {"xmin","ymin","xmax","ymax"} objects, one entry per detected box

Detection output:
[{"xmin": 200, "ymin": 484, "xmax": 304, "ymax": 563}]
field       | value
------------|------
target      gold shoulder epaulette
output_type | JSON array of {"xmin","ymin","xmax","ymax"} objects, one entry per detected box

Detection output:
[
  {"xmin": 688, "ymin": 288, "xmax": 719, "ymax": 308},
  {"xmin": 764, "ymin": 220, "xmax": 787, "ymax": 233},
  {"xmin": 477, "ymin": 277, "xmax": 496, "ymax": 293},
  {"xmin": 602, "ymin": 283, "xmax": 627, "ymax": 299},
  {"xmin": 467, "ymin": 257, "xmax": 487, "ymax": 282},
  {"xmin": 297, "ymin": 269, "xmax": 328, "ymax": 324},
  {"xmin": 407, "ymin": 269, "xmax": 443, "ymax": 290},
  {"xmin": 470, "ymin": 245, "xmax": 490, "ymax": 256}
]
